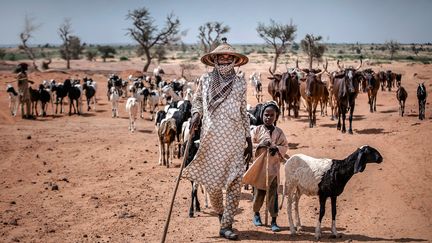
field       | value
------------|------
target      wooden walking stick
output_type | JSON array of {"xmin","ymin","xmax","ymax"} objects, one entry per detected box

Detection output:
[
  {"xmin": 161, "ymin": 130, "xmax": 195, "ymax": 243},
  {"xmin": 265, "ymin": 148, "xmax": 270, "ymax": 226}
]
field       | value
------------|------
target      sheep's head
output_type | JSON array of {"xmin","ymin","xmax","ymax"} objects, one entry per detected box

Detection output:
[{"xmin": 354, "ymin": 145, "xmax": 383, "ymax": 173}]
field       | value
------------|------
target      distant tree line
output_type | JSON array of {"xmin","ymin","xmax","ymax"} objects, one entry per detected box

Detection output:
[{"xmin": 5, "ymin": 11, "xmax": 432, "ymax": 71}]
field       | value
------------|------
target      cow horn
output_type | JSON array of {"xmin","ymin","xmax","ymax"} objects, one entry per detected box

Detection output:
[
  {"xmin": 268, "ymin": 67, "xmax": 274, "ymax": 76},
  {"xmin": 337, "ymin": 60, "xmax": 344, "ymax": 70},
  {"xmin": 355, "ymin": 58, "xmax": 363, "ymax": 71},
  {"xmin": 318, "ymin": 59, "xmax": 328, "ymax": 76}
]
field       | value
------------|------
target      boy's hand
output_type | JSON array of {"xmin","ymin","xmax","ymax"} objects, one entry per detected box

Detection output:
[
  {"xmin": 257, "ymin": 140, "xmax": 271, "ymax": 149},
  {"xmin": 269, "ymin": 146, "xmax": 279, "ymax": 156}
]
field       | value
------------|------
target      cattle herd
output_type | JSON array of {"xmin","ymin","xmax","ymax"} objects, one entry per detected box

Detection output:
[{"xmin": 4, "ymin": 60, "xmax": 429, "ymax": 165}]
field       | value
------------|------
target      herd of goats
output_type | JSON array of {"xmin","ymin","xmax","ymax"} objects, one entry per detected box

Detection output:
[
  {"xmin": 4, "ymin": 60, "xmax": 429, "ymax": 166},
  {"xmin": 3, "ymin": 61, "xmax": 428, "ymax": 240}
]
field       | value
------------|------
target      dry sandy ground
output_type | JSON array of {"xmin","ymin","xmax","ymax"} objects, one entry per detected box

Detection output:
[{"xmin": 0, "ymin": 58, "xmax": 431, "ymax": 243}]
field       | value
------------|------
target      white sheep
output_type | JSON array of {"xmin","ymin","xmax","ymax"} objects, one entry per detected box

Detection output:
[
  {"xmin": 125, "ymin": 97, "xmax": 139, "ymax": 132},
  {"xmin": 109, "ymin": 87, "xmax": 120, "ymax": 118},
  {"xmin": 280, "ymin": 145, "xmax": 383, "ymax": 240}
]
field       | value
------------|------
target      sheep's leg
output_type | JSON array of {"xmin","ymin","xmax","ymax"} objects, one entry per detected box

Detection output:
[
  {"xmin": 294, "ymin": 189, "xmax": 302, "ymax": 231},
  {"xmin": 330, "ymin": 196, "xmax": 339, "ymax": 238},
  {"xmin": 166, "ymin": 142, "xmax": 170, "ymax": 168},
  {"xmin": 201, "ymin": 185, "xmax": 209, "ymax": 208},
  {"xmin": 286, "ymin": 187, "xmax": 296, "ymax": 235},
  {"xmin": 158, "ymin": 141, "xmax": 163, "ymax": 165},
  {"xmin": 315, "ymin": 195, "xmax": 327, "ymax": 240}
]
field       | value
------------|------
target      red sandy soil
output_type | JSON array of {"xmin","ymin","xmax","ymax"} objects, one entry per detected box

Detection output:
[{"xmin": 0, "ymin": 58, "xmax": 431, "ymax": 243}]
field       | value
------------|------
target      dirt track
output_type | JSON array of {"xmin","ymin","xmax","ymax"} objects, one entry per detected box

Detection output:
[{"xmin": 0, "ymin": 59, "xmax": 431, "ymax": 243}]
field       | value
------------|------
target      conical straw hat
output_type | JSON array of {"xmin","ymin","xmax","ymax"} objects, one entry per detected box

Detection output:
[{"xmin": 201, "ymin": 38, "xmax": 248, "ymax": 67}]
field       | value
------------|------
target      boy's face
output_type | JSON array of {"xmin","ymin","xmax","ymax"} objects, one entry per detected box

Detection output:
[{"xmin": 263, "ymin": 107, "xmax": 277, "ymax": 126}]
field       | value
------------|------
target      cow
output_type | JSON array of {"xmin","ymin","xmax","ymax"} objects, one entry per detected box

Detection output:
[
  {"xmin": 362, "ymin": 69, "xmax": 380, "ymax": 113},
  {"xmin": 333, "ymin": 59, "xmax": 363, "ymax": 134},
  {"xmin": 298, "ymin": 60, "xmax": 328, "ymax": 127}
]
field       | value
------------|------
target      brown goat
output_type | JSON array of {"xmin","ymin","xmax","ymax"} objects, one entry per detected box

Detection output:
[{"xmin": 158, "ymin": 118, "xmax": 177, "ymax": 168}]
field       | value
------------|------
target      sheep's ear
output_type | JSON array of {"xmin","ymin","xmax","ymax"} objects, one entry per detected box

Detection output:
[{"xmin": 354, "ymin": 150, "xmax": 366, "ymax": 173}]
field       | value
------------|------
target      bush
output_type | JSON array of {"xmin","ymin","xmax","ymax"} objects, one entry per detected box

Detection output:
[{"xmin": 119, "ymin": 56, "xmax": 129, "ymax": 61}]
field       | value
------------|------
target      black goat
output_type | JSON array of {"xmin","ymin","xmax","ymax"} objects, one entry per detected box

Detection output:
[
  {"xmin": 52, "ymin": 81, "xmax": 68, "ymax": 114},
  {"xmin": 417, "ymin": 83, "xmax": 427, "ymax": 120},
  {"xmin": 171, "ymin": 100, "xmax": 192, "ymax": 158},
  {"xmin": 29, "ymin": 86, "xmax": 40, "ymax": 117},
  {"xmin": 281, "ymin": 145, "xmax": 383, "ymax": 240},
  {"xmin": 64, "ymin": 79, "xmax": 82, "ymax": 116},
  {"xmin": 38, "ymin": 84, "xmax": 51, "ymax": 117}
]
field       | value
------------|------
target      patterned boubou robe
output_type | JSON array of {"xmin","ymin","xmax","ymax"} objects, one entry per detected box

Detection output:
[
  {"xmin": 182, "ymin": 72, "xmax": 250, "ymax": 190},
  {"xmin": 243, "ymin": 125, "xmax": 288, "ymax": 190}
]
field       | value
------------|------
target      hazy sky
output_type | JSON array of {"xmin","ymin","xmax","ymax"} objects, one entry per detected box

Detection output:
[{"xmin": 1, "ymin": 0, "xmax": 431, "ymax": 45}]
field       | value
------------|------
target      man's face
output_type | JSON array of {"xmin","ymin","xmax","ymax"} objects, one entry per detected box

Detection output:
[
  {"xmin": 263, "ymin": 107, "xmax": 277, "ymax": 126},
  {"xmin": 216, "ymin": 54, "xmax": 235, "ymax": 65}
]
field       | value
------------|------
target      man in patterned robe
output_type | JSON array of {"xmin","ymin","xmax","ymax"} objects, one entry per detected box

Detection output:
[{"xmin": 182, "ymin": 38, "xmax": 252, "ymax": 240}]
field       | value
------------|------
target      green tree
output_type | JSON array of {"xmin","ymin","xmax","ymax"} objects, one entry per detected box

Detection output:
[
  {"xmin": 257, "ymin": 19, "xmax": 297, "ymax": 73},
  {"xmin": 153, "ymin": 45, "xmax": 166, "ymax": 63},
  {"xmin": 0, "ymin": 49, "xmax": 5, "ymax": 60},
  {"xmin": 97, "ymin": 45, "xmax": 116, "ymax": 62},
  {"xmin": 198, "ymin": 22, "xmax": 230, "ymax": 53},
  {"xmin": 85, "ymin": 50, "xmax": 98, "ymax": 61},
  {"xmin": 69, "ymin": 36, "xmax": 84, "ymax": 59},
  {"xmin": 126, "ymin": 7, "xmax": 181, "ymax": 72},
  {"xmin": 300, "ymin": 34, "xmax": 326, "ymax": 69}
]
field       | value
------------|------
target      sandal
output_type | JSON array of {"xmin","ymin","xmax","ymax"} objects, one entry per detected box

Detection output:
[{"xmin": 219, "ymin": 227, "xmax": 238, "ymax": 240}]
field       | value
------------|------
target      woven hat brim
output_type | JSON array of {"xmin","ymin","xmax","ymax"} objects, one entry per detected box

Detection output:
[{"xmin": 201, "ymin": 52, "xmax": 249, "ymax": 67}]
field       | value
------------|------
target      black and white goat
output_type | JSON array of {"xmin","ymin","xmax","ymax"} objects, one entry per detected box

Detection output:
[
  {"xmin": 417, "ymin": 83, "xmax": 427, "ymax": 120},
  {"xmin": 181, "ymin": 119, "xmax": 209, "ymax": 217},
  {"xmin": 280, "ymin": 145, "xmax": 383, "ymax": 240},
  {"xmin": 82, "ymin": 81, "xmax": 97, "ymax": 111},
  {"xmin": 6, "ymin": 84, "xmax": 19, "ymax": 116}
]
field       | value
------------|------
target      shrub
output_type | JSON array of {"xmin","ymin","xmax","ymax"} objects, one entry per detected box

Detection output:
[{"xmin": 119, "ymin": 56, "xmax": 129, "ymax": 61}]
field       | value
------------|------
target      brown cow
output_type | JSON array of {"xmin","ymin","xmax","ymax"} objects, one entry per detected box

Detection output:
[
  {"xmin": 362, "ymin": 69, "xmax": 380, "ymax": 113},
  {"xmin": 298, "ymin": 60, "xmax": 328, "ymax": 127}
]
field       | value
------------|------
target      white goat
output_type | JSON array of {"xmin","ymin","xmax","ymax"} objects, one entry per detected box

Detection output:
[
  {"xmin": 110, "ymin": 87, "xmax": 120, "ymax": 118},
  {"xmin": 280, "ymin": 145, "xmax": 383, "ymax": 240},
  {"xmin": 6, "ymin": 84, "xmax": 19, "ymax": 116},
  {"xmin": 126, "ymin": 97, "xmax": 139, "ymax": 132}
]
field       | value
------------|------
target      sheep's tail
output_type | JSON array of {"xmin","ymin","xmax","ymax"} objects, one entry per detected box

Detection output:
[{"xmin": 279, "ymin": 183, "xmax": 286, "ymax": 210}]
